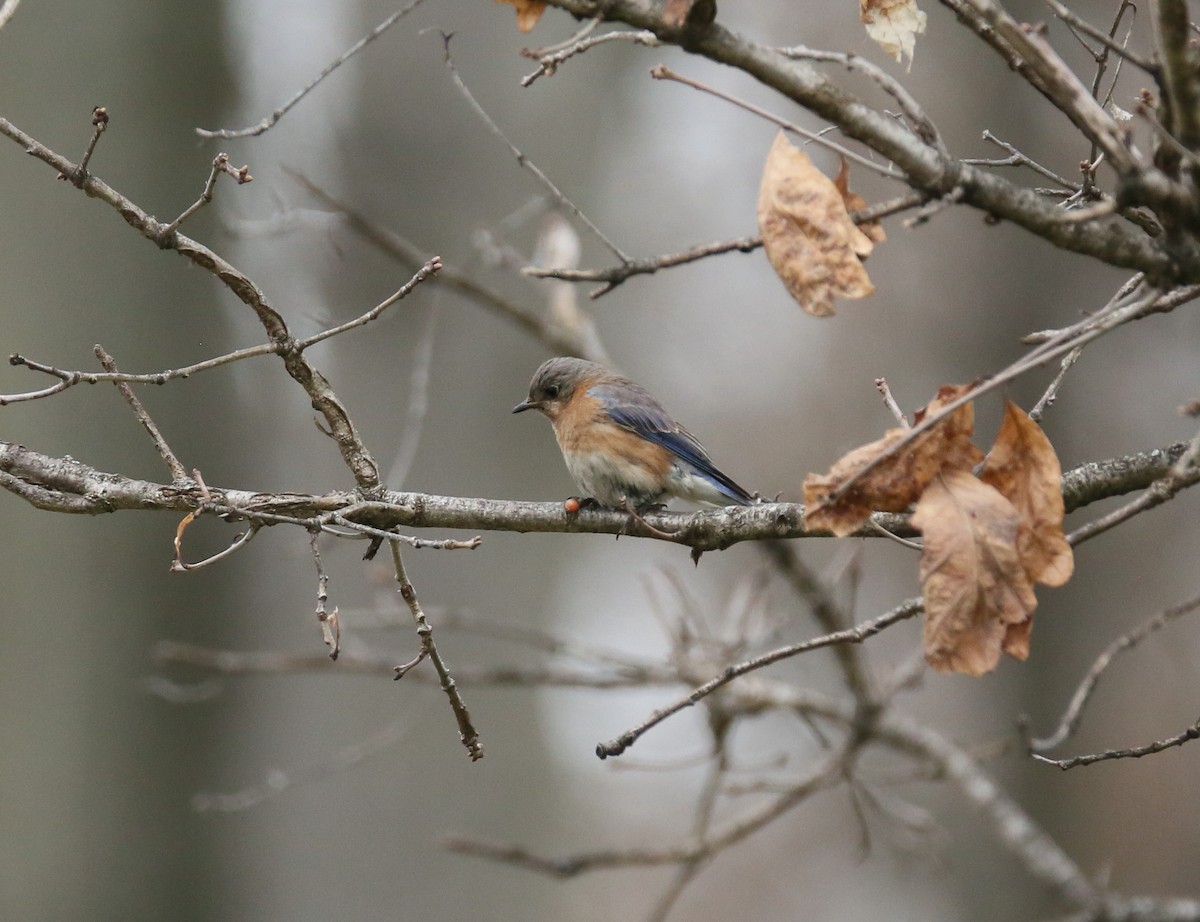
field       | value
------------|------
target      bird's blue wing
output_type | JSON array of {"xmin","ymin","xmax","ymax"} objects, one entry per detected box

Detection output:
[{"xmin": 588, "ymin": 382, "xmax": 753, "ymax": 505}]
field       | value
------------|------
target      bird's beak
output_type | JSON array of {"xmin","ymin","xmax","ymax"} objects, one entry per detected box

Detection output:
[{"xmin": 512, "ymin": 397, "xmax": 536, "ymax": 414}]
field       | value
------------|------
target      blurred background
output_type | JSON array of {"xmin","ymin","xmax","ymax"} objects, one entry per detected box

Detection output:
[{"xmin": 1, "ymin": 1, "xmax": 1197, "ymax": 919}]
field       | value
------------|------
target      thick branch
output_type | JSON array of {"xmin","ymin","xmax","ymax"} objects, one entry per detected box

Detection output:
[
  {"xmin": 2, "ymin": 439, "xmax": 1190, "ymax": 547},
  {"xmin": 539, "ymin": 0, "xmax": 1195, "ymax": 280}
]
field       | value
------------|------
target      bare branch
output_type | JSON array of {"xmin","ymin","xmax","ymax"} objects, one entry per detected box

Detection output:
[
  {"xmin": 3, "ymin": 260, "xmax": 438, "ymax": 405},
  {"xmin": 651, "ymin": 64, "xmax": 903, "ymax": 179},
  {"xmin": 525, "ymin": 234, "xmax": 763, "ymax": 295},
  {"xmin": 310, "ymin": 532, "xmax": 340, "ymax": 660},
  {"xmin": 162, "ymin": 152, "xmax": 252, "ymax": 235},
  {"xmin": 388, "ymin": 541, "xmax": 482, "ymax": 761},
  {"xmin": 1044, "ymin": 0, "xmax": 1155, "ymax": 75},
  {"xmin": 444, "ymin": 751, "xmax": 844, "ymax": 876},
  {"xmin": 193, "ymin": 718, "xmax": 411, "ymax": 812},
  {"xmin": 295, "ymin": 256, "xmax": 442, "ymax": 350},
  {"xmin": 0, "ymin": 115, "xmax": 382, "ymax": 488},
  {"xmin": 1032, "ymin": 718, "xmax": 1200, "ymax": 770},
  {"xmin": 595, "ymin": 598, "xmax": 921, "ymax": 759},
  {"xmin": 523, "ymin": 28, "xmax": 660, "ymax": 86},
  {"xmin": 1029, "ymin": 344, "xmax": 1084, "ymax": 421},
  {"xmin": 1066, "ymin": 427, "xmax": 1200, "ymax": 545},
  {"xmin": 195, "ymin": 0, "xmax": 429, "ymax": 139},
  {"xmin": 285, "ymin": 170, "xmax": 610, "ymax": 363},
  {"xmin": 3, "ymin": 439, "xmax": 1193, "ymax": 546},
  {"xmin": 524, "ymin": 193, "xmax": 922, "ymax": 296},
  {"xmin": 538, "ymin": 0, "xmax": 1191, "ymax": 278},
  {"xmin": 1025, "ymin": 593, "xmax": 1200, "ymax": 753},
  {"xmin": 875, "ymin": 376, "xmax": 909, "ymax": 426},
  {"xmin": 442, "ymin": 34, "xmax": 629, "ymax": 265},
  {"xmin": 94, "ymin": 345, "xmax": 189, "ymax": 483},
  {"xmin": 820, "ymin": 282, "xmax": 1200, "ymax": 511},
  {"xmin": 777, "ymin": 45, "xmax": 947, "ymax": 156},
  {"xmin": 961, "ymin": 129, "xmax": 1079, "ymax": 190}
]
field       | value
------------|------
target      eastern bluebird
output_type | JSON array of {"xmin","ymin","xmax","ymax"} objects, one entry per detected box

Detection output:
[{"xmin": 513, "ymin": 357, "xmax": 755, "ymax": 510}]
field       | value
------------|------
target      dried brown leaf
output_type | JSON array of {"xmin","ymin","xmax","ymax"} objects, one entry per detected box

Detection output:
[
  {"xmin": 979, "ymin": 401, "xmax": 1074, "ymax": 588},
  {"xmin": 171, "ymin": 510, "xmax": 199, "ymax": 572},
  {"xmin": 914, "ymin": 469, "xmax": 1037, "ymax": 676},
  {"xmin": 803, "ymin": 383, "xmax": 982, "ymax": 536},
  {"xmin": 860, "ymin": 0, "xmax": 927, "ymax": 67},
  {"xmin": 834, "ymin": 157, "xmax": 886, "ymax": 245},
  {"xmin": 757, "ymin": 132, "xmax": 876, "ymax": 317},
  {"xmin": 496, "ymin": 0, "xmax": 546, "ymax": 32}
]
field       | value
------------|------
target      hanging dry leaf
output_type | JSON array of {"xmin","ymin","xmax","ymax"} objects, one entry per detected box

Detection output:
[
  {"xmin": 914, "ymin": 469, "xmax": 1037, "ymax": 676},
  {"xmin": 803, "ymin": 383, "xmax": 982, "ymax": 536},
  {"xmin": 979, "ymin": 401, "xmax": 1074, "ymax": 588},
  {"xmin": 861, "ymin": 0, "xmax": 927, "ymax": 68},
  {"xmin": 834, "ymin": 157, "xmax": 886, "ymax": 244},
  {"xmin": 757, "ymin": 132, "xmax": 876, "ymax": 317},
  {"xmin": 496, "ymin": 0, "xmax": 546, "ymax": 32}
]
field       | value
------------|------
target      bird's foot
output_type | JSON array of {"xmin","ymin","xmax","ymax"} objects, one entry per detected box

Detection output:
[{"xmin": 619, "ymin": 497, "xmax": 677, "ymax": 539}]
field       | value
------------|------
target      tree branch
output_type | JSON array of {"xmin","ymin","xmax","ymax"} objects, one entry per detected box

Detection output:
[
  {"xmin": 538, "ymin": 0, "xmax": 1198, "ymax": 280},
  {"xmin": 3, "ymin": 438, "xmax": 1191, "ymax": 545}
]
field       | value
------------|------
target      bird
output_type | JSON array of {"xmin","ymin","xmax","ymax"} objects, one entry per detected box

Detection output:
[{"xmin": 513, "ymin": 357, "xmax": 756, "ymax": 511}]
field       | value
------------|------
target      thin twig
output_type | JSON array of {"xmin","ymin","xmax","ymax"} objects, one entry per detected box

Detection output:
[
  {"xmin": 162, "ymin": 153, "xmax": 253, "ymax": 236},
  {"xmin": 522, "ymin": 14, "xmax": 601, "ymax": 56},
  {"xmin": 61, "ymin": 106, "xmax": 108, "ymax": 185},
  {"xmin": 901, "ymin": 187, "xmax": 963, "ymax": 228},
  {"xmin": 386, "ymin": 295, "xmax": 441, "ymax": 488},
  {"xmin": 1032, "ymin": 718, "xmax": 1200, "ymax": 770},
  {"xmin": 1029, "ymin": 345, "xmax": 1083, "ymax": 421},
  {"xmin": 645, "ymin": 747, "xmax": 728, "ymax": 922},
  {"xmin": 444, "ymin": 752, "xmax": 845, "ymax": 875},
  {"xmin": 4, "ymin": 259, "xmax": 440, "ymax": 405},
  {"xmin": 777, "ymin": 45, "xmax": 947, "ymax": 156},
  {"xmin": 525, "ymin": 193, "xmax": 922, "ymax": 297},
  {"xmin": 760, "ymin": 540, "xmax": 878, "ymax": 706},
  {"xmin": 523, "ymin": 29, "xmax": 660, "ymax": 86},
  {"xmin": 820, "ymin": 282, "xmax": 1200, "ymax": 512},
  {"xmin": 1025, "ymin": 592, "xmax": 1200, "ymax": 753},
  {"xmin": 195, "ymin": 0, "xmax": 429, "ymax": 139},
  {"xmin": 3, "ymin": 345, "xmax": 278, "ymax": 404},
  {"xmin": 1066, "ymin": 426, "xmax": 1200, "ymax": 545},
  {"xmin": 526, "ymin": 234, "xmax": 761, "ymax": 296},
  {"xmin": 651, "ymin": 65, "xmax": 902, "ymax": 180},
  {"xmin": 328, "ymin": 512, "xmax": 482, "ymax": 550},
  {"xmin": 875, "ymin": 377, "xmax": 909, "ymax": 426},
  {"xmin": 172, "ymin": 522, "xmax": 261, "ymax": 572},
  {"xmin": 1044, "ymin": 0, "xmax": 1154, "ymax": 74},
  {"xmin": 961, "ymin": 129, "xmax": 1079, "ymax": 190},
  {"xmin": 595, "ymin": 598, "xmax": 921, "ymax": 758},
  {"xmin": 389, "ymin": 541, "xmax": 483, "ymax": 761},
  {"xmin": 192, "ymin": 718, "xmax": 411, "ymax": 811},
  {"xmin": 866, "ymin": 517, "xmax": 923, "ymax": 550},
  {"xmin": 295, "ymin": 256, "xmax": 442, "ymax": 350},
  {"xmin": 94, "ymin": 345, "xmax": 190, "ymax": 483},
  {"xmin": 285, "ymin": 169, "xmax": 609, "ymax": 363},
  {"xmin": 442, "ymin": 33, "xmax": 629, "ymax": 265},
  {"xmin": 310, "ymin": 531, "xmax": 340, "ymax": 660}
]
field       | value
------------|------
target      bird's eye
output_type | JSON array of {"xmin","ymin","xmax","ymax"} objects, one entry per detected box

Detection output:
[{"xmin": 544, "ymin": 384, "xmax": 560, "ymax": 399}]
